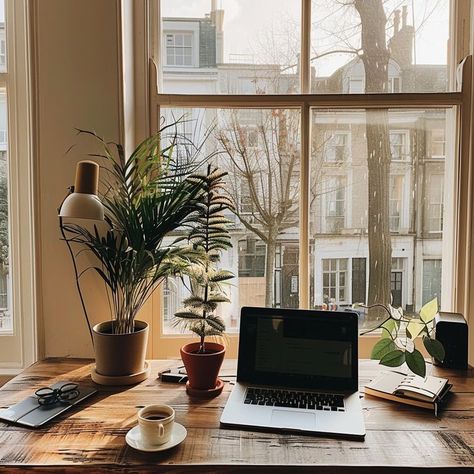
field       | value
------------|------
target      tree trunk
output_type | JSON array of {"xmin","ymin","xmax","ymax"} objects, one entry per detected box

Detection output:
[
  {"xmin": 354, "ymin": 0, "xmax": 393, "ymax": 319},
  {"xmin": 265, "ymin": 238, "xmax": 277, "ymax": 307},
  {"xmin": 366, "ymin": 110, "xmax": 392, "ymax": 308}
]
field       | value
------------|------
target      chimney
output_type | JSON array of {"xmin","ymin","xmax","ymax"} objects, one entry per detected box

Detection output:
[
  {"xmin": 393, "ymin": 10, "xmax": 400, "ymax": 34},
  {"xmin": 388, "ymin": 5, "xmax": 414, "ymax": 68},
  {"xmin": 402, "ymin": 5, "xmax": 408, "ymax": 28},
  {"xmin": 210, "ymin": 0, "xmax": 224, "ymax": 64}
]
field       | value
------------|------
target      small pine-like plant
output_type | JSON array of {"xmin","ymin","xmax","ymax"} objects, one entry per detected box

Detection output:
[{"xmin": 174, "ymin": 164, "xmax": 234, "ymax": 353}]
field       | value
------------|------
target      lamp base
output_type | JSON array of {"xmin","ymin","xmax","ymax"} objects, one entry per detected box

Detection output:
[{"xmin": 91, "ymin": 361, "xmax": 150, "ymax": 386}]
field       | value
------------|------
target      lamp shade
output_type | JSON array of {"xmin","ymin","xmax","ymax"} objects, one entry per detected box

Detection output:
[
  {"xmin": 59, "ymin": 192, "xmax": 104, "ymax": 220},
  {"xmin": 59, "ymin": 160, "xmax": 104, "ymax": 220}
]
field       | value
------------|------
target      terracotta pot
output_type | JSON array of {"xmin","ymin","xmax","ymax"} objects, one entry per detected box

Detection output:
[
  {"xmin": 92, "ymin": 320, "xmax": 148, "ymax": 376},
  {"xmin": 180, "ymin": 342, "xmax": 225, "ymax": 390}
]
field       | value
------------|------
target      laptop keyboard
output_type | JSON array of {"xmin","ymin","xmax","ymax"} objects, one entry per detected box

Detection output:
[{"xmin": 244, "ymin": 387, "xmax": 345, "ymax": 412}]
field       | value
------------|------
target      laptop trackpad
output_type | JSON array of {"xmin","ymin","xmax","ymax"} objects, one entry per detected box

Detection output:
[{"xmin": 271, "ymin": 410, "xmax": 315, "ymax": 429}]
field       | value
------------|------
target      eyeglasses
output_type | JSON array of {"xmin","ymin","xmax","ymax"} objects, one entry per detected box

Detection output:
[{"xmin": 35, "ymin": 383, "xmax": 80, "ymax": 406}]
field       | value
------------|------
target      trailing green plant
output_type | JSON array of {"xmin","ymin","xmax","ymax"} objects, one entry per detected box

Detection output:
[
  {"xmin": 358, "ymin": 298, "xmax": 445, "ymax": 378},
  {"xmin": 61, "ymin": 122, "xmax": 215, "ymax": 335},
  {"xmin": 174, "ymin": 164, "xmax": 234, "ymax": 353}
]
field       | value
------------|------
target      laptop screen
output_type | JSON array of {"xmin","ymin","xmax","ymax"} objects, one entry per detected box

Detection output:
[{"xmin": 237, "ymin": 307, "xmax": 358, "ymax": 392}]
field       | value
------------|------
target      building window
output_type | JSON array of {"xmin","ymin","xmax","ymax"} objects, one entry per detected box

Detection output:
[
  {"xmin": 165, "ymin": 32, "xmax": 193, "ymax": 66},
  {"xmin": 423, "ymin": 259, "xmax": 442, "ymax": 306},
  {"xmin": 426, "ymin": 175, "xmax": 444, "ymax": 233},
  {"xmin": 351, "ymin": 258, "xmax": 366, "ymax": 304},
  {"xmin": 0, "ymin": 39, "xmax": 5, "ymax": 68},
  {"xmin": 325, "ymin": 176, "xmax": 346, "ymax": 233},
  {"xmin": 238, "ymin": 237, "xmax": 266, "ymax": 277},
  {"xmin": 389, "ymin": 77, "xmax": 401, "ymax": 93},
  {"xmin": 324, "ymin": 132, "xmax": 350, "ymax": 163},
  {"xmin": 431, "ymin": 129, "xmax": 446, "ymax": 159},
  {"xmin": 391, "ymin": 258, "xmax": 405, "ymax": 309},
  {"xmin": 348, "ymin": 78, "xmax": 364, "ymax": 93},
  {"xmin": 389, "ymin": 175, "xmax": 404, "ymax": 232},
  {"xmin": 238, "ymin": 180, "xmax": 253, "ymax": 214},
  {"xmin": 242, "ymin": 127, "xmax": 259, "ymax": 149},
  {"xmin": 323, "ymin": 258, "xmax": 348, "ymax": 305},
  {"xmin": 389, "ymin": 131, "xmax": 409, "ymax": 161}
]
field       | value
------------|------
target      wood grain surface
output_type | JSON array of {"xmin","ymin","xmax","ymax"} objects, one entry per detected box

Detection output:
[{"xmin": 0, "ymin": 358, "xmax": 473, "ymax": 473}]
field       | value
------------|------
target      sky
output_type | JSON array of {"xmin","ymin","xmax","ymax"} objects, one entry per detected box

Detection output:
[{"xmin": 162, "ymin": 0, "xmax": 450, "ymax": 76}]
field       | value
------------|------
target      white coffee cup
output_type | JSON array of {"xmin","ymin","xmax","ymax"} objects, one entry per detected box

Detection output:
[{"xmin": 138, "ymin": 404, "xmax": 175, "ymax": 447}]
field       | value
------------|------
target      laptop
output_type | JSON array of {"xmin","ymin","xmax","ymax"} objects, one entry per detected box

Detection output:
[{"xmin": 220, "ymin": 307, "xmax": 365, "ymax": 439}]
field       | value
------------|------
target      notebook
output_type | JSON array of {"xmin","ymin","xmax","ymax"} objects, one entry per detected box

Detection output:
[{"xmin": 365, "ymin": 370, "xmax": 452, "ymax": 415}]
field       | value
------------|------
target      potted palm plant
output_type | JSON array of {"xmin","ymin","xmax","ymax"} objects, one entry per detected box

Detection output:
[
  {"xmin": 59, "ymin": 124, "xmax": 210, "ymax": 385},
  {"xmin": 174, "ymin": 164, "xmax": 234, "ymax": 397}
]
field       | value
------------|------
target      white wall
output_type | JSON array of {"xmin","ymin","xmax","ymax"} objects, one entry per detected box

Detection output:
[{"xmin": 34, "ymin": 0, "xmax": 123, "ymax": 357}]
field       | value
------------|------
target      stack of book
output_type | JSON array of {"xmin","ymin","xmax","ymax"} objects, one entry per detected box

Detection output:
[{"xmin": 365, "ymin": 370, "xmax": 452, "ymax": 416}]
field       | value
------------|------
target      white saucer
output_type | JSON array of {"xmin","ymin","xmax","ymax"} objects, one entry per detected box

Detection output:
[{"xmin": 125, "ymin": 423, "xmax": 187, "ymax": 452}]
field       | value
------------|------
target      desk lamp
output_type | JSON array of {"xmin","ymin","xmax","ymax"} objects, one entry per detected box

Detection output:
[{"xmin": 58, "ymin": 160, "xmax": 104, "ymax": 341}]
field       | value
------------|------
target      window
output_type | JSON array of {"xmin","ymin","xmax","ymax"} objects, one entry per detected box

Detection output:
[
  {"xmin": 325, "ymin": 176, "xmax": 346, "ymax": 232},
  {"xmin": 323, "ymin": 258, "xmax": 348, "ymax": 306},
  {"xmin": 348, "ymin": 78, "xmax": 363, "ymax": 94},
  {"xmin": 0, "ymin": 38, "xmax": 5, "ymax": 70},
  {"xmin": 426, "ymin": 174, "xmax": 444, "ymax": 233},
  {"xmin": 238, "ymin": 180, "xmax": 253, "ymax": 214},
  {"xmin": 165, "ymin": 32, "xmax": 193, "ymax": 66},
  {"xmin": 389, "ymin": 175, "xmax": 404, "ymax": 232},
  {"xmin": 161, "ymin": 108, "xmax": 195, "ymax": 166},
  {"xmin": 241, "ymin": 127, "xmax": 259, "ymax": 149},
  {"xmin": 390, "ymin": 131, "xmax": 409, "ymax": 161},
  {"xmin": 431, "ymin": 129, "xmax": 446, "ymax": 159},
  {"xmin": 324, "ymin": 132, "xmax": 350, "ymax": 163},
  {"xmin": 238, "ymin": 237, "xmax": 266, "ymax": 277},
  {"xmin": 153, "ymin": 1, "xmax": 461, "ymax": 346},
  {"xmin": 389, "ymin": 77, "xmax": 401, "ymax": 93},
  {"xmin": 347, "ymin": 75, "xmax": 400, "ymax": 94},
  {"xmin": 423, "ymin": 259, "xmax": 442, "ymax": 306},
  {"xmin": 351, "ymin": 258, "xmax": 366, "ymax": 305},
  {"xmin": 391, "ymin": 258, "xmax": 405, "ymax": 309}
]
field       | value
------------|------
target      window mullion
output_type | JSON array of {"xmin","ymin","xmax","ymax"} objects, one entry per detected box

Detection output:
[
  {"xmin": 301, "ymin": 0, "xmax": 311, "ymax": 94},
  {"xmin": 299, "ymin": 103, "xmax": 310, "ymax": 309}
]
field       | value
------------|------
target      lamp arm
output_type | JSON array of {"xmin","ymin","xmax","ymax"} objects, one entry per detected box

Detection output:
[{"xmin": 59, "ymin": 215, "xmax": 94, "ymax": 345}]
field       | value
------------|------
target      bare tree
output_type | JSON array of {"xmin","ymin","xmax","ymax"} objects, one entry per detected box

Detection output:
[{"xmin": 216, "ymin": 109, "xmax": 299, "ymax": 307}]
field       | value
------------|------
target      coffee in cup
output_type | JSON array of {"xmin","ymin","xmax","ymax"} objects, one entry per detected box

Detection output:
[{"xmin": 138, "ymin": 404, "xmax": 175, "ymax": 447}]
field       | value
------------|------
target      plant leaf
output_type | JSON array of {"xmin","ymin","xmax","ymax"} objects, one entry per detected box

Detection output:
[
  {"xmin": 420, "ymin": 297, "xmax": 438, "ymax": 323},
  {"xmin": 380, "ymin": 350, "xmax": 406, "ymax": 367},
  {"xmin": 405, "ymin": 349, "xmax": 426, "ymax": 378},
  {"xmin": 209, "ymin": 270, "xmax": 234, "ymax": 282},
  {"xmin": 389, "ymin": 305, "xmax": 404, "ymax": 320},
  {"xmin": 406, "ymin": 319, "xmax": 425, "ymax": 339},
  {"xmin": 423, "ymin": 336, "xmax": 445, "ymax": 362},
  {"xmin": 381, "ymin": 319, "xmax": 398, "ymax": 339},
  {"xmin": 371, "ymin": 338, "xmax": 396, "ymax": 360}
]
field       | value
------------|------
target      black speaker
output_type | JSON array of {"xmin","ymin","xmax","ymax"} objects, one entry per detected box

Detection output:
[{"xmin": 434, "ymin": 312, "xmax": 468, "ymax": 369}]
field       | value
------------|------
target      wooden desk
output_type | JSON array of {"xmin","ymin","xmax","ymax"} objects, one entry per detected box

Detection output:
[{"xmin": 0, "ymin": 358, "xmax": 473, "ymax": 473}]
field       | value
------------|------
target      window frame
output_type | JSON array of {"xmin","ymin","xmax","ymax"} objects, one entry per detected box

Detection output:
[
  {"xmin": 323, "ymin": 174, "xmax": 346, "ymax": 233},
  {"xmin": 144, "ymin": 0, "xmax": 473, "ymax": 360},
  {"xmin": 324, "ymin": 130, "xmax": 350, "ymax": 163},
  {"xmin": 389, "ymin": 129, "xmax": 410, "ymax": 162},
  {"xmin": 0, "ymin": 0, "xmax": 37, "ymax": 372},
  {"xmin": 425, "ymin": 173, "xmax": 445, "ymax": 234}
]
